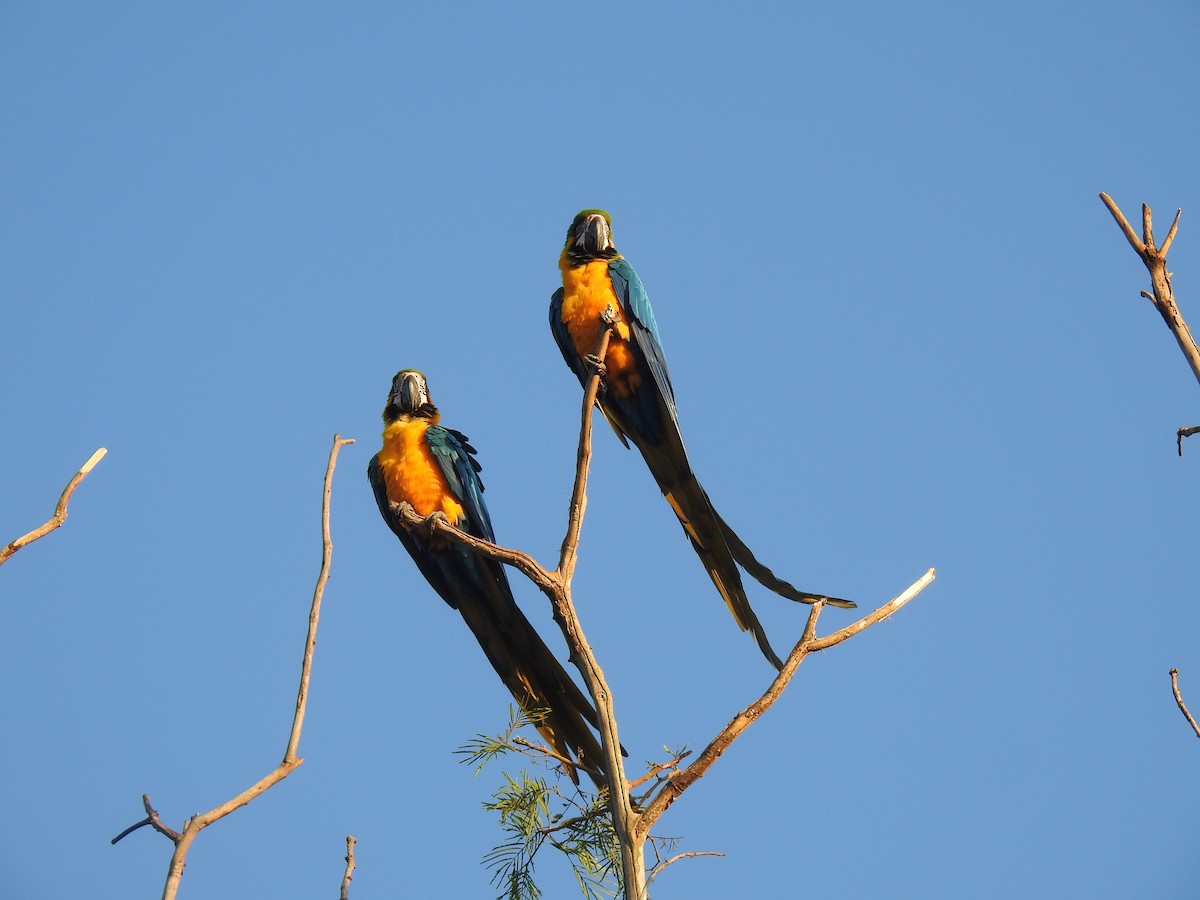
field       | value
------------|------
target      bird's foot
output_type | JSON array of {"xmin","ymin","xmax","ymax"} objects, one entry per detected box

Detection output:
[
  {"xmin": 585, "ymin": 354, "xmax": 607, "ymax": 378},
  {"xmin": 390, "ymin": 500, "xmax": 417, "ymax": 522},
  {"xmin": 421, "ymin": 510, "xmax": 451, "ymax": 537},
  {"xmin": 600, "ymin": 304, "xmax": 618, "ymax": 328}
]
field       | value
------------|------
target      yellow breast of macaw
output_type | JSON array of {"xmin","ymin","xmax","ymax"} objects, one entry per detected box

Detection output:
[
  {"xmin": 558, "ymin": 256, "xmax": 641, "ymax": 398},
  {"xmin": 376, "ymin": 418, "xmax": 465, "ymax": 522}
]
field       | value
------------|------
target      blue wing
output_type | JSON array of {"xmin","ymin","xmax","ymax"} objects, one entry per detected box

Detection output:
[
  {"xmin": 366, "ymin": 428, "xmax": 494, "ymax": 607},
  {"xmin": 425, "ymin": 425, "xmax": 495, "ymax": 544},
  {"xmin": 607, "ymin": 257, "xmax": 683, "ymax": 448}
]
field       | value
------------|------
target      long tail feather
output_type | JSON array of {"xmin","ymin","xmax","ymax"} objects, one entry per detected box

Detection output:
[
  {"xmin": 712, "ymin": 510, "xmax": 857, "ymax": 609},
  {"xmin": 639, "ymin": 446, "xmax": 785, "ymax": 670},
  {"xmin": 455, "ymin": 571, "xmax": 610, "ymax": 788}
]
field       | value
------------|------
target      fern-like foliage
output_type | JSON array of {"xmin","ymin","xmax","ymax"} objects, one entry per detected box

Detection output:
[{"xmin": 459, "ymin": 708, "xmax": 621, "ymax": 900}]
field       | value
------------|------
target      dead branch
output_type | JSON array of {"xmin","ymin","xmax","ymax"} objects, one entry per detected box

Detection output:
[
  {"xmin": 340, "ymin": 835, "xmax": 357, "ymax": 900},
  {"xmin": 1099, "ymin": 194, "xmax": 1198, "ymax": 450},
  {"xmin": 1, "ymin": 447, "xmax": 106, "ymax": 566},
  {"xmin": 1170, "ymin": 668, "xmax": 1200, "ymax": 740},
  {"xmin": 1178, "ymin": 426, "xmax": 1200, "ymax": 457},
  {"xmin": 647, "ymin": 849, "xmax": 726, "ymax": 885},
  {"xmin": 635, "ymin": 569, "xmax": 936, "ymax": 837},
  {"xmin": 110, "ymin": 794, "xmax": 181, "ymax": 845},
  {"xmin": 629, "ymin": 751, "xmax": 691, "ymax": 791},
  {"xmin": 111, "ymin": 434, "xmax": 353, "ymax": 900}
]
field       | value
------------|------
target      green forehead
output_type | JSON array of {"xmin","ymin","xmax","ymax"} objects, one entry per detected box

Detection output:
[{"xmin": 572, "ymin": 209, "xmax": 611, "ymax": 226}]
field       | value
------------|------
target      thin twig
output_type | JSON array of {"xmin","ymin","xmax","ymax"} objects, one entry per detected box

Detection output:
[
  {"xmin": 512, "ymin": 736, "xmax": 604, "ymax": 781},
  {"xmin": 111, "ymin": 794, "xmax": 182, "ymax": 845},
  {"xmin": 340, "ymin": 835, "xmax": 357, "ymax": 900},
  {"xmin": 1179, "ymin": 426, "xmax": 1200, "ymax": 456},
  {"xmin": 557, "ymin": 322, "xmax": 614, "ymax": 582},
  {"xmin": 1099, "ymin": 195, "xmax": 1200, "ymax": 436},
  {"xmin": 285, "ymin": 435, "xmax": 354, "ymax": 763},
  {"xmin": 628, "ymin": 752, "xmax": 691, "ymax": 790},
  {"xmin": 111, "ymin": 435, "xmax": 353, "ymax": 900},
  {"xmin": 1170, "ymin": 669, "xmax": 1200, "ymax": 740},
  {"xmin": 646, "ymin": 850, "xmax": 725, "ymax": 885},
  {"xmin": 1, "ymin": 448, "xmax": 106, "ymax": 566},
  {"xmin": 808, "ymin": 568, "xmax": 936, "ymax": 651},
  {"xmin": 636, "ymin": 568, "xmax": 936, "ymax": 836}
]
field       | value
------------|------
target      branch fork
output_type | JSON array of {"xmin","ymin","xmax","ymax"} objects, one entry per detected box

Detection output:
[{"xmin": 1099, "ymin": 193, "xmax": 1197, "ymax": 451}]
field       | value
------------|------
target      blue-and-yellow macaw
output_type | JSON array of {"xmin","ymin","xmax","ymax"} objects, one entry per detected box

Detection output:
[
  {"xmin": 367, "ymin": 369, "xmax": 605, "ymax": 785},
  {"xmin": 550, "ymin": 210, "xmax": 855, "ymax": 670}
]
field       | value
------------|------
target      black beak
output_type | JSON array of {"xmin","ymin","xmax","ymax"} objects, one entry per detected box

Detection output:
[
  {"xmin": 573, "ymin": 213, "xmax": 614, "ymax": 255},
  {"xmin": 388, "ymin": 370, "xmax": 430, "ymax": 414}
]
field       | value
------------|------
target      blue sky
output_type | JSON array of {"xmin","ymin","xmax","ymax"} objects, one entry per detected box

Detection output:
[{"xmin": 3, "ymin": 1, "xmax": 1199, "ymax": 897}]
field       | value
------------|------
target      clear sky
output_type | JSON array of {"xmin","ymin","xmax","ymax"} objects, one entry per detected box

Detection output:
[{"xmin": 3, "ymin": 1, "xmax": 1199, "ymax": 897}]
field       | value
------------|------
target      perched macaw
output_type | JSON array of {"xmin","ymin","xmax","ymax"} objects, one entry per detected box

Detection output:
[
  {"xmin": 367, "ymin": 369, "xmax": 605, "ymax": 785},
  {"xmin": 550, "ymin": 210, "xmax": 855, "ymax": 670}
]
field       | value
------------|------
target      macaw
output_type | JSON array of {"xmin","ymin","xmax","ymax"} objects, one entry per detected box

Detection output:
[
  {"xmin": 550, "ymin": 210, "xmax": 855, "ymax": 670},
  {"xmin": 367, "ymin": 369, "xmax": 605, "ymax": 785}
]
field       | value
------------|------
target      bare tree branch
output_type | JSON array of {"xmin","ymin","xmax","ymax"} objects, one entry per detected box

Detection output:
[
  {"xmin": 557, "ymin": 318, "xmax": 614, "ymax": 581},
  {"xmin": 1, "ymin": 447, "xmax": 106, "ymax": 566},
  {"xmin": 1177, "ymin": 426, "xmax": 1200, "ymax": 457},
  {"xmin": 647, "ymin": 850, "xmax": 726, "ymax": 885},
  {"xmin": 340, "ymin": 835, "xmax": 357, "ymax": 900},
  {"xmin": 110, "ymin": 794, "xmax": 181, "ymax": 845},
  {"xmin": 1099, "ymin": 193, "xmax": 1199, "ymax": 450},
  {"xmin": 635, "ymin": 568, "xmax": 937, "ymax": 837},
  {"xmin": 628, "ymin": 751, "xmax": 691, "ymax": 791},
  {"xmin": 1170, "ymin": 668, "xmax": 1200, "ymax": 740},
  {"xmin": 112, "ymin": 435, "xmax": 354, "ymax": 900}
]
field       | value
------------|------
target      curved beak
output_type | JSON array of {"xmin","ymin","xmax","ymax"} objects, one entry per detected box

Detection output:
[
  {"xmin": 388, "ymin": 370, "xmax": 431, "ymax": 414},
  {"xmin": 572, "ymin": 213, "xmax": 614, "ymax": 255}
]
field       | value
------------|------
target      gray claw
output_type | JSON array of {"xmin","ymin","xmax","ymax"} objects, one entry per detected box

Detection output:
[
  {"xmin": 423, "ymin": 510, "xmax": 451, "ymax": 536},
  {"xmin": 585, "ymin": 354, "xmax": 607, "ymax": 378}
]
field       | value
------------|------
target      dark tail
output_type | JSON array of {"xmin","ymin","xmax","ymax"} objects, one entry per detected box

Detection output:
[
  {"xmin": 455, "ymin": 572, "xmax": 610, "ymax": 788},
  {"xmin": 712, "ymin": 511, "xmax": 857, "ymax": 609},
  {"xmin": 639, "ymin": 444, "xmax": 786, "ymax": 670}
]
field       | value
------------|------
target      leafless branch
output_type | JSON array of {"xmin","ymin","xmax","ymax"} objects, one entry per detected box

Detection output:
[
  {"xmin": 646, "ymin": 850, "xmax": 726, "ymax": 885},
  {"xmin": 1170, "ymin": 669, "xmax": 1200, "ymax": 740},
  {"xmin": 557, "ymin": 322, "xmax": 614, "ymax": 581},
  {"xmin": 110, "ymin": 794, "xmax": 181, "ymax": 845},
  {"xmin": 1100, "ymin": 194, "xmax": 1199, "ymax": 449},
  {"xmin": 635, "ymin": 568, "xmax": 936, "ymax": 837},
  {"xmin": 1, "ymin": 447, "xmax": 106, "ymax": 566},
  {"xmin": 629, "ymin": 751, "xmax": 691, "ymax": 791},
  {"xmin": 340, "ymin": 835, "xmax": 357, "ymax": 900},
  {"xmin": 392, "ymin": 503, "xmax": 559, "ymax": 596},
  {"xmin": 512, "ymin": 735, "xmax": 604, "ymax": 781},
  {"xmin": 112, "ymin": 435, "xmax": 353, "ymax": 900},
  {"xmin": 1178, "ymin": 426, "xmax": 1200, "ymax": 456}
]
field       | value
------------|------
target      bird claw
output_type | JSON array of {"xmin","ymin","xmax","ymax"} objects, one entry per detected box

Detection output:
[
  {"xmin": 584, "ymin": 354, "xmax": 607, "ymax": 378},
  {"xmin": 421, "ymin": 510, "xmax": 451, "ymax": 536},
  {"xmin": 391, "ymin": 501, "xmax": 449, "ymax": 536},
  {"xmin": 600, "ymin": 305, "xmax": 618, "ymax": 327}
]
